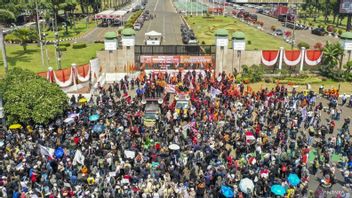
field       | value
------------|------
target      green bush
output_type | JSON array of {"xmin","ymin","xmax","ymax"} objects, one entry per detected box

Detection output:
[
  {"xmin": 297, "ymin": 41, "xmax": 310, "ymax": 49},
  {"xmin": 72, "ymin": 43, "xmax": 87, "ymax": 49},
  {"xmin": 247, "ymin": 40, "xmax": 251, "ymax": 45},
  {"xmin": 58, "ymin": 47, "xmax": 67, "ymax": 51},
  {"xmin": 264, "ymin": 78, "xmax": 272, "ymax": 83},
  {"xmin": 94, "ymin": 40, "xmax": 104, "ymax": 43},
  {"xmin": 4, "ymin": 33, "xmax": 20, "ymax": 43},
  {"xmin": 58, "ymin": 42, "xmax": 71, "ymax": 47}
]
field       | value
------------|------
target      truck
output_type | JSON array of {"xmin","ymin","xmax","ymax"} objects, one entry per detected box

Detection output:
[{"xmin": 142, "ymin": 98, "xmax": 162, "ymax": 127}]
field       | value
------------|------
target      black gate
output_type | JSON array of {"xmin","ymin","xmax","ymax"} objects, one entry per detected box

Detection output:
[{"xmin": 134, "ymin": 45, "xmax": 216, "ymax": 68}]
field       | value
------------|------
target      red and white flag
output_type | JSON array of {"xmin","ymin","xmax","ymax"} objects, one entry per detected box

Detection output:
[{"xmin": 245, "ymin": 131, "xmax": 255, "ymax": 144}]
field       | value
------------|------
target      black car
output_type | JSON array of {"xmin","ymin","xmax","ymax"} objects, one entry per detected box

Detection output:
[
  {"xmin": 256, "ymin": 8, "xmax": 263, "ymax": 14},
  {"xmin": 311, "ymin": 28, "xmax": 328, "ymax": 36}
]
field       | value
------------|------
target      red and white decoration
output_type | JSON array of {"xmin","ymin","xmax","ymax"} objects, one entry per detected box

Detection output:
[
  {"xmin": 46, "ymin": 64, "xmax": 91, "ymax": 88},
  {"xmin": 283, "ymin": 50, "xmax": 302, "ymax": 66},
  {"xmin": 261, "ymin": 50, "xmax": 280, "ymax": 66},
  {"xmin": 261, "ymin": 49, "xmax": 323, "ymax": 68},
  {"xmin": 260, "ymin": 169, "xmax": 269, "ymax": 178},
  {"xmin": 305, "ymin": 50, "xmax": 323, "ymax": 66}
]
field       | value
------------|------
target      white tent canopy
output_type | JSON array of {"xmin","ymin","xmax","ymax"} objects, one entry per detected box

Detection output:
[
  {"xmin": 145, "ymin": 31, "xmax": 162, "ymax": 36},
  {"xmin": 95, "ymin": 10, "xmax": 127, "ymax": 19}
]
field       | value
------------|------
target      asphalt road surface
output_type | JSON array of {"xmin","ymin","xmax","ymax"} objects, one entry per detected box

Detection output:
[
  {"xmin": 135, "ymin": 0, "xmax": 184, "ymax": 45},
  {"xmin": 238, "ymin": 7, "xmax": 339, "ymax": 47}
]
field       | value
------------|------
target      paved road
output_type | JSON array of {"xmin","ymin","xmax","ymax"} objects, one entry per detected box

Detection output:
[
  {"xmin": 135, "ymin": 0, "xmax": 184, "ymax": 45},
  {"xmin": 77, "ymin": 1, "xmax": 138, "ymax": 43},
  {"xmin": 239, "ymin": 7, "xmax": 339, "ymax": 47},
  {"xmin": 196, "ymin": 0, "xmax": 338, "ymax": 47}
]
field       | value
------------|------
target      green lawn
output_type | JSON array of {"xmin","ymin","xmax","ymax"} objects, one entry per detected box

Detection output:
[
  {"xmin": 186, "ymin": 16, "xmax": 291, "ymax": 50},
  {"xmin": 43, "ymin": 18, "xmax": 97, "ymax": 40},
  {"xmin": 0, "ymin": 43, "xmax": 103, "ymax": 76}
]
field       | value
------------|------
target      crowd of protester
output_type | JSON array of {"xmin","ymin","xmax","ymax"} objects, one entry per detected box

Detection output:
[{"xmin": 0, "ymin": 70, "xmax": 351, "ymax": 197}]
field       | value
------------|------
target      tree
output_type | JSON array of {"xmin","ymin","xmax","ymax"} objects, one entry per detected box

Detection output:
[
  {"xmin": 344, "ymin": 60, "xmax": 352, "ymax": 73},
  {"xmin": 0, "ymin": 9, "xmax": 15, "ymax": 25},
  {"xmin": 321, "ymin": 42, "xmax": 344, "ymax": 76},
  {"xmin": 13, "ymin": 28, "xmax": 38, "ymax": 51},
  {"xmin": 0, "ymin": 68, "xmax": 68, "ymax": 125}
]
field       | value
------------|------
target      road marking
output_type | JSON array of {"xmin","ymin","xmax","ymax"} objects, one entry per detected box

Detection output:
[{"xmin": 153, "ymin": 0, "xmax": 159, "ymax": 12}]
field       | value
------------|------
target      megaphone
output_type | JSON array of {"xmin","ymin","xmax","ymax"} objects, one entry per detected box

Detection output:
[
  {"xmin": 158, "ymin": 98, "xmax": 163, "ymax": 104},
  {"xmin": 141, "ymin": 99, "xmax": 146, "ymax": 105}
]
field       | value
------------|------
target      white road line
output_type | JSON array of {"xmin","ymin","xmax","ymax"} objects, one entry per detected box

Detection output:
[{"xmin": 153, "ymin": 0, "xmax": 159, "ymax": 12}]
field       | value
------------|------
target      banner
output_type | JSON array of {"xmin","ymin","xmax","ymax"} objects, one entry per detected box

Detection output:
[
  {"xmin": 340, "ymin": 0, "xmax": 352, "ymax": 13},
  {"xmin": 140, "ymin": 56, "xmax": 213, "ymax": 64},
  {"xmin": 180, "ymin": 56, "xmax": 212, "ymax": 64},
  {"xmin": 140, "ymin": 56, "xmax": 180, "ymax": 64}
]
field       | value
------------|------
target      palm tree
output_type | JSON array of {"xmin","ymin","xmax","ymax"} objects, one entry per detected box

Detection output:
[{"xmin": 322, "ymin": 42, "xmax": 344, "ymax": 72}]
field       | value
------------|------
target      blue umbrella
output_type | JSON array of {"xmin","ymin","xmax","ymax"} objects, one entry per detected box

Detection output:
[
  {"xmin": 93, "ymin": 124, "xmax": 104, "ymax": 133},
  {"xmin": 288, "ymin": 173, "xmax": 300, "ymax": 186},
  {"xmin": 271, "ymin": 184, "xmax": 286, "ymax": 196},
  {"xmin": 54, "ymin": 147, "xmax": 64, "ymax": 158},
  {"xmin": 89, "ymin": 114, "xmax": 99, "ymax": 121},
  {"xmin": 348, "ymin": 161, "xmax": 352, "ymax": 167},
  {"xmin": 221, "ymin": 185, "xmax": 234, "ymax": 198}
]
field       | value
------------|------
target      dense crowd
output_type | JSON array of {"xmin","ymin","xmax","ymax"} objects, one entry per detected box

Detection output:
[{"xmin": 0, "ymin": 70, "xmax": 351, "ymax": 197}]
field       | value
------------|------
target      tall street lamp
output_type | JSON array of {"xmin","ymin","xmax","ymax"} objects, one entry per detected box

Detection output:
[
  {"xmin": 0, "ymin": 29, "xmax": 8, "ymax": 73},
  {"xmin": 55, "ymin": 32, "xmax": 62, "ymax": 70}
]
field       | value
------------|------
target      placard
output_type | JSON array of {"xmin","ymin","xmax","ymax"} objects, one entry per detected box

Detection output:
[
  {"xmin": 104, "ymin": 39, "xmax": 117, "ymax": 51},
  {"xmin": 233, "ymin": 40, "xmax": 246, "ymax": 51},
  {"xmin": 343, "ymin": 41, "xmax": 352, "ymax": 50},
  {"xmin": 340, "ymin": 0, "xmax": 352, "ymax": 13},
  {"xmin": 216, "ymin": 38, "xmax": 228, "ymax": 47},
  {"xmin": 122, "ymin": 38, "xmax": 135, "ymax": 46}
]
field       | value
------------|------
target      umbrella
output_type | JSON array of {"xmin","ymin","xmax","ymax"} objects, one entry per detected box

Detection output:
[
  {"xmin": 89, "ymin": 114, "xmax": 100, "ymax": 121},
  {"xmin": 79, "ymin": 98, "xmax": 87, "ymax": 103},
  {"xmin": 168, "ymin": 144, "xmax": 180, "ymax": 150},
  {"xmin": 220, "ymin": 185, "xmax": 234, "ymax": 198},
  {"xmin": 348, "ymin": 161, "xmax": 352, "ymax": 167},
  {"xmin": 9, "ymin": 124, "xmax": 22, "ymax": 129},
  {"xmin": 239, "ymin": 178, "xmax": 254, "ymax": 194},
  {"xmin": 64, "ymin": 117, "xmax": 75, "ymax": 124},
  {"xmin": 271, "ymin": 184, "xmax": 286, "ymax": 196},
  {"xmin": 54, "ymin": 147, "xmax": 64, "ymax": 158},
  {"xmin": 68, "ymin": 113, "xmax": 79, "ymax": 118},
  {"xmin": 93, "ymin": 124, "xmax": 104, "ymax": 133},
  {"xmin": 288, "ymin": 173, "xmax": 300, "ymax": 186}
]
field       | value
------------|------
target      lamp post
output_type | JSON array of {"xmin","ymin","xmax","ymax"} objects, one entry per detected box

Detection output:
[
  {"xmin": 340, "ymin": 32, "xmax": 352, "ymax": 68},
  {"xmin": 0, "ymin": 97, "xmax": 5, "ymax": 127},
  {"xmin": 55, "ymin": 32, "xmax": 62, "ymax": 70},
  {"xmin": 0, "ymin": 29, "xmax": 8, "ymax": 74},
  {"xmin": 232, "ymin": 32, "xmax": 246, "ymax": 74}
]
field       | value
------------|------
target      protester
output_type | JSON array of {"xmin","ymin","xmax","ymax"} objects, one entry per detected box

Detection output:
[{"xmin": 0, "ymin": 69, "xmax": 351, "ymax": 197}]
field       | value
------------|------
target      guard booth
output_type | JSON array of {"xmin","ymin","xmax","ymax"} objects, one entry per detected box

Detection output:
[{"xmin": 145, "ymin": 30, "xmax": 162, "ymax": 45}]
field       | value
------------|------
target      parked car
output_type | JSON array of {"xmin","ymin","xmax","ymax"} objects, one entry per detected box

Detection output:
[
  {"xmin": 100, "ymin": 19, "xmax": 109, "ymax": 27},
  {"xmin": 256, "ymin": 8, "xmax": 264, "ymax": 14},
  {"xmin": 134, "ymin": 23, "xmax": 142, "ymax": 30},
  {"xmin": 284, "ymin": 22, "xmax": 305, "ymax": 30},
  {"xmin": 274, "ymin": 29, "xmax": 283, "ymax": 36},
  {"xmin": 112, "ymin": 19, "xmax": 122, "ymax": 26},
  {"xmin": 311, "ymin": 28, "xmax": 328, "ymax": 36}
]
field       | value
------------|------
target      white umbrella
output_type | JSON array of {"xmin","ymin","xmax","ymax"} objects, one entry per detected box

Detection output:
[
  {"xmin": 64, "ymin": 117, "xmax": 75, "ymax": 124},
  {"xmin": 239, "ymin": 178, "xmax": 254, "ymax": 194},
  {"xmin": 168, "ymin": 144, "xmax": 180, "ymax": 150}
]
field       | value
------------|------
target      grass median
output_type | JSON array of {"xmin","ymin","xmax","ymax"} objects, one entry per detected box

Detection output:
[
  {"xmin": 0, "ymin": 43, "xmax": 103, "ymax": 77},
  {"xmin": 186, "ymin": 16, "xmax": 292, "ymax": 50}
]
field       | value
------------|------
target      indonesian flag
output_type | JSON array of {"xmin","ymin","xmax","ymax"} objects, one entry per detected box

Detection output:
[
  {"xmin": 248, "ymin": 157, "xmax": 257, "ymax": 165},
  {"xmin": 39, "ymin": 145, "xmax": 55, "ymax": 160},
  {"xmin": 301, "ymin": 148, "xmax": 310, "ymax": 164},
  {"xmin": 245, "ymin": 131, "xmax": 255, "ymax": 144},
  {"xmin": 260, "ymin": 169, "xmax": 269, "ymax": 178},
  {"xmin": 123, "ymin": 93, "xmax": 132, "ymax": 103}
]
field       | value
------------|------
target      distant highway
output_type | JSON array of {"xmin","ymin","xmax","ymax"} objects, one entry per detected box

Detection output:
[{"xmin": 135, "ymin": 0, "xmax": 184, "ymax": 45}]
